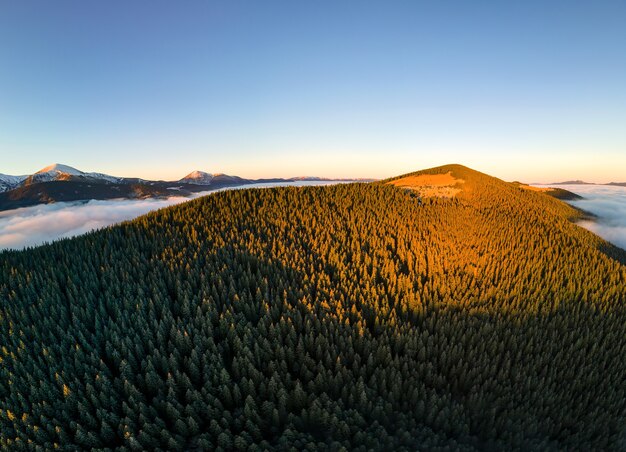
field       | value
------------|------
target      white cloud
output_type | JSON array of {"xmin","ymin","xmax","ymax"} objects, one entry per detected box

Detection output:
[
  {"xmin": 548, "ymin": 184, "xmax": 626, "ymax": 250},
  {"xmin": 0, "ymin": 196, "xmax": 192, "ymax": 250}
]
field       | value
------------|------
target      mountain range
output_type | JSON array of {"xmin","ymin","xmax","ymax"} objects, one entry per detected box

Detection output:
[
  {"xmin": 551, "ymin": 179, "xmax": 626, "ymax": 186},
  {"xmin": 0, "ymin": 164, "xmax": 370, "ymax": 211}
]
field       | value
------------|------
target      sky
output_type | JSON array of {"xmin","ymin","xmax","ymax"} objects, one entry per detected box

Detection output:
[{"xmin": 0, "ymin": 1, "xmax": 625, "ymax": 182}]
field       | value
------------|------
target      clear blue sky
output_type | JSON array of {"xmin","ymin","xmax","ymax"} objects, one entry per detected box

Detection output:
[{"xmin": 1, "ymin": 1, "xmax": 625, "ymax": 182}]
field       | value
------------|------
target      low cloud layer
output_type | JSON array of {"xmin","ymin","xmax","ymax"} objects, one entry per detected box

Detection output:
[
  {"xmin": 0, "ymin": 195, "xmax": 192, "ymax": 250},
  {"xmin": 554, "ymin": 184, "xmax": 626, "ymax": 250},
  {"xmin": 0, "ymin": 181, "xmax": 343, "ymax": 250}
]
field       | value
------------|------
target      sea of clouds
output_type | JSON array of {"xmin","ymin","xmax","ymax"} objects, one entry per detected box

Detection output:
[
  {"xmin": 0, "ymin": 195, "xmax": 193, "ymax": 250},
  {"xmin": 0, "ymin": 181, "xmax": 344, "ymax": 250},
  {"xmin": 547, "ymin": 184, "xmax": 626, "ymax": 250}
]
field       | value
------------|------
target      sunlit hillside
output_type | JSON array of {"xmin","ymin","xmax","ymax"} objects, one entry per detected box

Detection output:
[{"xmin": 1, "ymin": 165, "xmax": 625, "ymax": 450}]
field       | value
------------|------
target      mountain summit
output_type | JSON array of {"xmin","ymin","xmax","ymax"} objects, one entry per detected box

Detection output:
[
  {"xmin": 384, "ymin": 163, "xmax": 582, "ymax": 201},
  {"xmin": 179, "ymin": 170, "xmax": 214, "ymax": 185},
  {"xmin": 35, "ymin": 163, "xmax": 84, "ymax": 176},
  {"xmin": 25, "ymin": 164, "xmax": 120, "ymax": 185}
]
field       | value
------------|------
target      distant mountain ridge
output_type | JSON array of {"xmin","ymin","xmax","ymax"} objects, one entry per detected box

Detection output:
[
  {"xmin": 0, "ymin": 173, "xmax": 27, "ymax": 193},
  {"xmin": 0, "ymin": 164, "xmax": 123, "ymax": 192},
  {"xmin": 550, "ymin": 180, "xmax": 626, "ymax": 187},
  {"xmin": 0, "ymin": 163, "xmax": 371, "ymax": 211},
  {"xmin": 551, "ymin": 180, "xmax": 594, "ymax": 185},
  {"xmin": 179, "ymin": 170, "xmax": 214, "ymax": 185},
  {"xmin": 25, "ymin": 163, "xmax": 122, "ymax": 185}
]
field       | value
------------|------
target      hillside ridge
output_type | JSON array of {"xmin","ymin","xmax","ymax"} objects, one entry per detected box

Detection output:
[{"xmin": 1, "ymin": 164, "xmax": 625, "ymax": 449}]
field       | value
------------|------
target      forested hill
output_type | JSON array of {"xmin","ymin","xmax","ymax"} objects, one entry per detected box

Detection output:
[{"xmin": 1, "ymin": 164, "xmax": 625, "ymax": 450}]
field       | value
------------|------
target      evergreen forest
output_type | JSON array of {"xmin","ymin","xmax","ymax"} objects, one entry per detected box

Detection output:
[{"xmin": 1, "ymin": 164, "xmax": 625, "ymax": 450}]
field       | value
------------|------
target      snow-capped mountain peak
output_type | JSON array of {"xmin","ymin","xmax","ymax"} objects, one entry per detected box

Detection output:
[
  {"xmin": 24, "ymin": 164, "xmax": 121, "ymax": 185},
  {"xmin": 179, "ymin": 171, "xmax": 214, "ymax": 185},
  {"xmin": 35, "ymin": 163, "xmax": 84, "ymax": 176}
]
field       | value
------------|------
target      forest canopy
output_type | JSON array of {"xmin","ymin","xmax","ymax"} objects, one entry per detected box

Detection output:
[{"xmin": 1, "ymin": 164, "xmax": 625, "ymax": 450}]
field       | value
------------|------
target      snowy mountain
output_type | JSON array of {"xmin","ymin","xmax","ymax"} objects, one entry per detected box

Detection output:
[
  {"xmin": 0, "ymin": 164, "xmax": 122, "ymax": 193},
  {"xmin": 25, "ymin": 163, "xmax": 121, "ymax": 185},
  {"xmin": 179, "ymin": 170, "xmax": 215, "ymax": 185},
  {"xmin": 179, "ymin": 171, "xmax": 249, "ymax": 186},
  {"xmin": 0, "ymin": 165, "xmax": 252, "ymax": 210},
  {"xmin": 0, "ymin": 173, "xmax": 28, "ymax": 193},
  {"xmin": 0, "ymin": 163, "xmax": 367, "ymax": 210},
  {"xmin": 36, "ymin": 163, "xmax": 83, "ymax": 177}
]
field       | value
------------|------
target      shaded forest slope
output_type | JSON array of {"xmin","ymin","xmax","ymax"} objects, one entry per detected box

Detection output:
[{"xmin": 1, "ymin": 164, "xmax": 625, "ymax": 450}]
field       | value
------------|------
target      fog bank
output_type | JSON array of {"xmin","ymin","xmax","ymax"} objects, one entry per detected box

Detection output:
[
  {"xmin": 0, "ymin": 196, "xmax": 191, "ymax": 250},
  {"xmin": 550, "ymin": 184, "xmax": 626, "ymax": 250}
]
